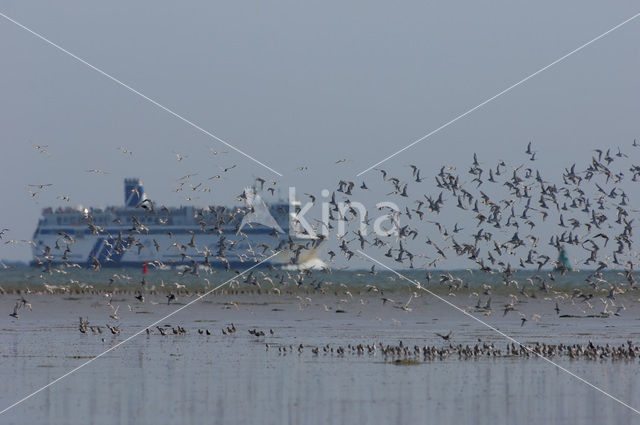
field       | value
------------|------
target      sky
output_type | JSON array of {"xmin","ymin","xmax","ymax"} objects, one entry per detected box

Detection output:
[{"xmin": 1, "ymin": 1, "xmax": 639, "ymax": 266}]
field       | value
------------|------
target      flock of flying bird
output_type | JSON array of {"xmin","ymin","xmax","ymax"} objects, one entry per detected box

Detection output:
[{"xmin": 3, "ymin": 139, "xmax": 640, "ymax": 344}]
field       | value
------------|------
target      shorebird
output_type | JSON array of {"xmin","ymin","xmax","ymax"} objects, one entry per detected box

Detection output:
[
  {"xmin": 220, "ymin": 164, "xmax": 237, "ymax": 172},
  {"xmin": 28, "ymin": 183, "xmax": 53, "ymax": 190},
  {"xmin": 109, "ymin": 305, "xmax": 120, "ymax": 321},
  {"xmin": 520, "ymin": 314, "xmax": 527, "ymax": 327},
  {"xmin": 9, "ymin": 302, "xmax": 20, "ymax": 319},
  {"xmin": 435, "ymin": 331, "xmax": 452, "ymax": 341},
  {"xmin": 172, "ymin": 151, "xmax": 187, "ymax": 162},
  {"xmin": 117, "ymin": 145, "xmax": 133, "ymax": 155},
  {"xmin": 106, "ymin": 324, "xmax": 120, "ymax": 335}
]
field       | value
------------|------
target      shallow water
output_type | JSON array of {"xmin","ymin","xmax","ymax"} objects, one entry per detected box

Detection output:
[{"xmin": 0, "ymin": 290, "xmax": 639, "ymax": 425}]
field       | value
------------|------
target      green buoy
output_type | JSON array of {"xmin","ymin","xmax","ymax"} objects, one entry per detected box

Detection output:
[{"xmin": 555, "ymin": 246, "xmax": 572, "ymax": 272}]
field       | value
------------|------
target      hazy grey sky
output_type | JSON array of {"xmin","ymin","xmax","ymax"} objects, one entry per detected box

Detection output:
[{"xmin": 1, "ymin": 1, "xmax": 639, "ymax": 262}]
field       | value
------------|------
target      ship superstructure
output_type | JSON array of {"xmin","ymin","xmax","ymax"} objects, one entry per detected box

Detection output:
[{"xmin": 31, "ymin": 178, "xmax": 322, "ymax": 269}]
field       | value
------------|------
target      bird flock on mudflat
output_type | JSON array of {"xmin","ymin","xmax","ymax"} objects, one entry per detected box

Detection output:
[{"xmin": 73, "ymin": 314, "xmax": 640, "ymax": 364}]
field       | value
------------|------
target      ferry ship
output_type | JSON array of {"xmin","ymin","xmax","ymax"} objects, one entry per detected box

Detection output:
[{"xmin": 31, "ymin": 178, "xmax": 324, "ymax": 270}]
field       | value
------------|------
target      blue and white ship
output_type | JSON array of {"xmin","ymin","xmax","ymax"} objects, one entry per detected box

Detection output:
[{"xmin": 31, "ymin": 178, "xmax": 324, "ymax": 270}]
